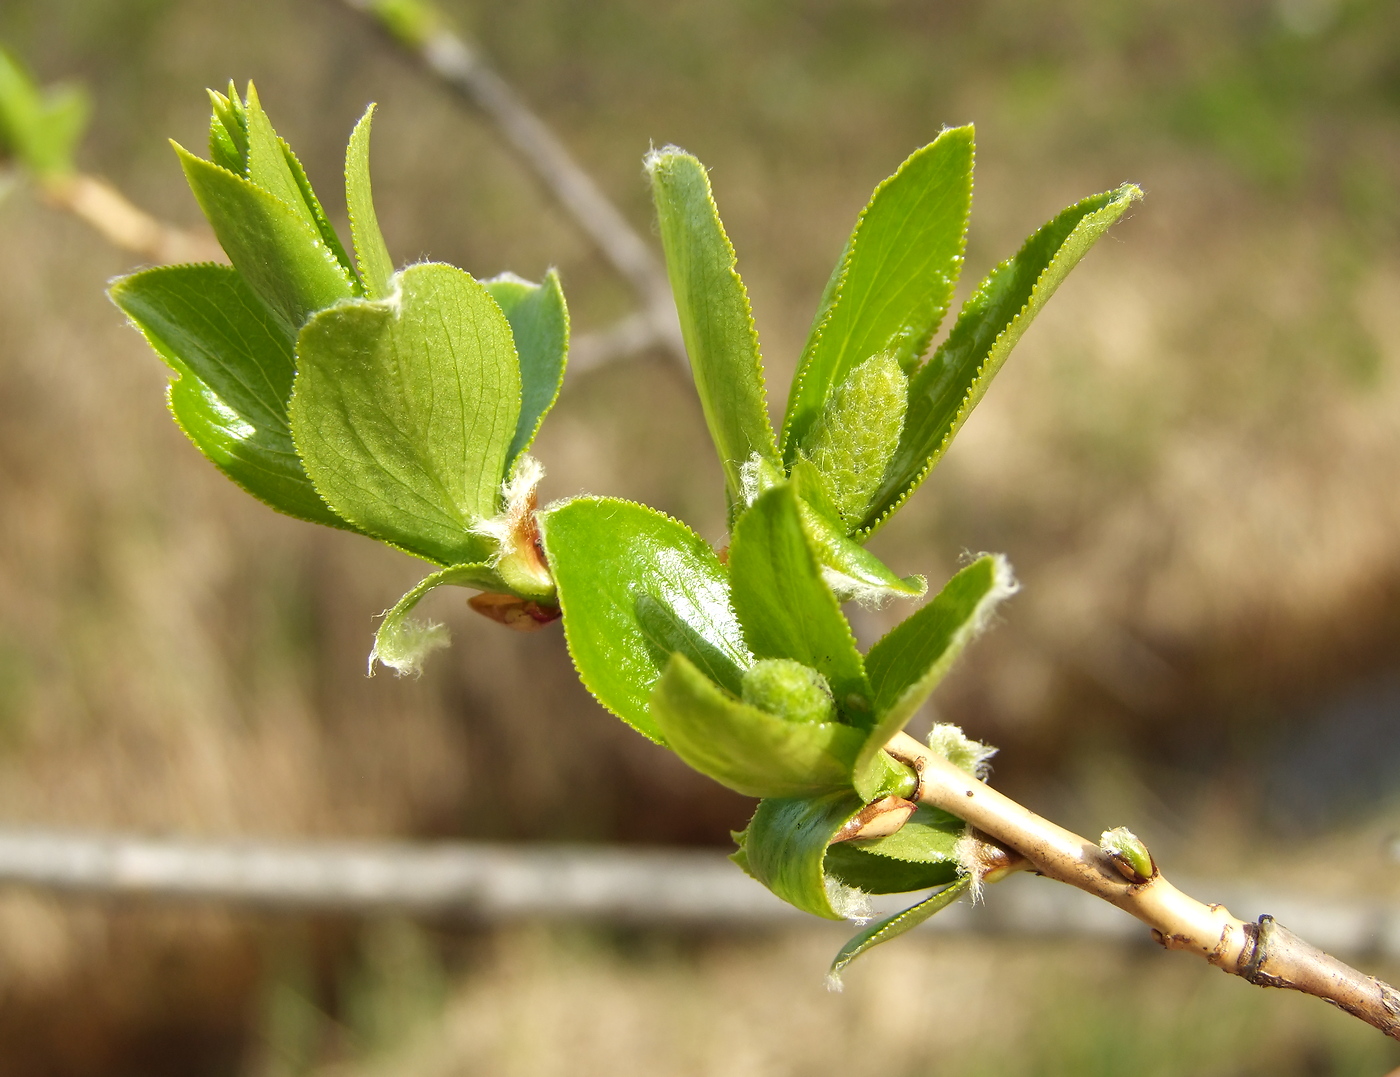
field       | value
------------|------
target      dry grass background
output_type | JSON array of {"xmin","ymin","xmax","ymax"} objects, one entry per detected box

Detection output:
[{"xmin": 0, "ymin": 0, "xmax": 1399, "ymax": 1072}]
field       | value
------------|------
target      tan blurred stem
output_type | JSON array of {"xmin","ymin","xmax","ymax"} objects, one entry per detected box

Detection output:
[
  {"xmin": 40, "ymin": 173, "xmax": 224, "ymax": 265},
  {"xmin": 339, "ymin": 0, "xmax": 686, "ymax": 370},
  {"xmin": 886, "ymin": 730, "xmax": 1400, "ymax": 1040}
]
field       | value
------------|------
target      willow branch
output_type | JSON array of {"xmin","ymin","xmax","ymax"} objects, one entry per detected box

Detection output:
[
  {"xmin": 886, "ymin": 730, "xmax": 1400, "ymax": 1040},
  {"xmin": 339, "ymin": 0, "xmax": 685, "ymax": 368},
  {"xmin": 38, "ymin": 173, "xmax": 224, "ymax": 265}
]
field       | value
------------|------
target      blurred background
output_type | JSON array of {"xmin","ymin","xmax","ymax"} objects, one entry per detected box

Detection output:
[{"xmin": 2, "ymin": 0, "xmax": 1400, "ymax": 1072}]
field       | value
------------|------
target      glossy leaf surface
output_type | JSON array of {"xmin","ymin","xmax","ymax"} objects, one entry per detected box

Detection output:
[
  {"xmin": 828, "ymin": 878, "xmax": 970, "ymax": 987},
  {"xmin": 782, "ymin": 128, "xmax": 973, "ymax": 456},
  {"xmin": 345, "ymin": 103, "xmax": 395, "ymax": 299},
  {"xmin": 647, "ymin": 148, "xmax": 776, "ymax": 499},
  {"xmin": 177, "ymin": 146, "xmax": 355, "ymax": 331},
  {"xmin": 651, "ymin": 653, "xmax": 863, "ymax": 798},
  {"xmin": 110, "ymin": 264, "xmax": 344, "ymax": 528},
  {"xmin": 732, "ymin": 792, "xmax": 865, "ymax": 919},
  {"xmin": 728, "ymin": 484, "xmax": 871, "ymax": 720},
  {"xmin": 484, "ymin": 271, "xmax": 569, "ymax": 468},
  {"xmin": 854, "ymin": 555, "xmax": 1016, "ymax": 799},
  {"xmin": 290, "ymin": 262, "xmax": 518, "ymax": 566},
  {"xmin": 539, "ymin": 497, "xmax": 749, "ymax": 743},
  {"xmin": 862, "ymin": 183, "xmax": 1142, "ymax": 535}
]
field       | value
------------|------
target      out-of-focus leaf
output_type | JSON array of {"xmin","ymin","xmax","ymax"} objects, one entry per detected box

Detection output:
[
  {"xmin": 853, "ymin": 555, "xmax": 1016, "ymax": 800},
  {"xmin": 289, "ymin": 262, "xmax": 518, "ymax": 566},
  {"xmin": 862, "ymin": 183, "xmax": 1142, "ymax": 536},
  {"xmin": 345, "ymin": 104, "xmax": 395, "ymax": 300},
  {"xmin": 799, "ymin": 352, "xmax": 908, "ymax": 529},
  {"xmin": 0, "ymin": 48, "xmax": 90, "ymax": 179},
  {"xmin": 370, "ymin": 562, "xmax": 508, "ymax": 675},
  {"xmin": 484, "ymin": 271, "xmax": 568, "ymax": 468},
  {"xmin": 646, "ymin": 147, "xmax": 777, "ymax": 501},
  {"xmin": 110, "ymin": 263, "xmax": 344, "ymax": 528},
  {"xmin": 827, "ymin": 878, "xmax": 970, "ymax": 987},
  {"xmin": 176, "ymin": 145, "xmax": 355, "ymax": 331},
  {"xmin": 782, "ymin": 127, "xmax": 973, "ymax": 457},
  {"xmin": 539, "ymin": 497, "xmax": 750, "ymax": 743},
  {"xmin": 732, "ymin": 792, "xmax": 866, "ymax": 919},
  {"xmin": 650, "ymin": 653, "xmax": 863, "ymax": 797},
  {"xmin": 728, "ymin": 484, "xmax": 872, "ymax": 721}
]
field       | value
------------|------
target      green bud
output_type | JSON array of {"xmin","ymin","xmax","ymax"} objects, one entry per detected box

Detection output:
[
  {"xmin": 371, "ymin": 0, "xmax": 444, "ymax": 47},
  {"xmin": 741, "ymin": 659, "xmax": 836, "ymax": 724},
  {"xmin": 1100, "ymin": 826, "xmax": 1155, "ymax": 883},
  {"xmin": 800, "ymin": 351, "xmax": 908, "ymax": 528}
]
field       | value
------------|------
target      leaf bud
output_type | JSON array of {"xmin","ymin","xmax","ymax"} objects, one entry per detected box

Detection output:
[
  {"xmin": 741, "ymin": 659, "xmax": 836, "ymax": 724},
  {"xmin": 1100, "ymin": 826, "xmax": 1156, "ymax": 883}
]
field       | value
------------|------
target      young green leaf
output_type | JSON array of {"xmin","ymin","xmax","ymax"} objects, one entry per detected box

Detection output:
[
  {"xmin": 0, "ymin": 48, "xmax": 90, "ymax": 180},
  {"xmin": 782, "ymin": 127, "xmax": 974, "ymax": 457},
  {"xmin": 824, "ymin": 842, "xmax": 959, "ymax": 895},
  {"xmin": 852, "ymin": 555, "xmax": 1017, "ymax": 800},
  {"xmin": 650, "ymin": 653, "xmax": 864, "ymax": 797},
  {"xmin": 731, "ymin": 793, "xmax": 868, "ymax": 920},
  {"xmin": 207, "ymin": 84, "xmax": 248, "ymax": 175},
  {"xmin": 793, "ymin": 497, "xmax": 926, "ymax": 605},
  {"xmin": 861, "ymin": 183, "xmax": 1143, "ymax": 536},
  {"xmin": 289, "ymin": 262, "xmax": 519, "ymax": 566},
  {"xmin": 728, "ymin": 484, "xmax": 872, "ymax": 721},
  {"xmin": 646, "ymin": 147, "xmax": 777, "ymax": 500},
  {"xmin": 370, "ymin": 562, "xmax": 509, "ymax": 676},
  {"xmin": 345, "ymin": 104, "xmax": 395, "ymax": 300},
  {"xmin": 483, "ymin": 271, "xmax": 569, "ymax": 468},
  {"xmin": 176, "ymin": 146, "xmax": 356, "ymax": 331},
  {"xmin": 110, "ymin": 264, "xmax": 345, "ymax": 529},
  {"xmin": 539, "ymin": 497, "xmax": 750, "ymax": 743},
  {"xmin": 827, "ymin": 877, "xmax": 970, "ymax": 988},
  {"xmin": 800, "ymin": 351, "xmax": 908, "ymax": 529}
]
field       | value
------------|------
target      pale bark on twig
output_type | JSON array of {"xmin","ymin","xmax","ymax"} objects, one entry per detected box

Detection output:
[
  {"xmin": 40, "ymin": 173, "xmax": 225, "ymax": 265},
  {"xmin": 886, "ymin": 731, "xmax": 1400, "ymax": 1040}
]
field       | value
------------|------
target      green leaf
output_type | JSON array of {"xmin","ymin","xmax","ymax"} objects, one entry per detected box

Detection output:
[
  {"xmin": 782, "ymin": 128, "xmax": 974, "ymax": 457},
  {"xmin": 650, "ymin": 653, "xmax": 863, "ymax": 798},
  {"xmin": 289, "ymin": 262, "xmax": 519, "ymax": 566},
  {"xmin": 731, "ymin": 792, "xmax": 867, "ymax": 919},
  {"xmin": 799, "ymin": 352, "xmax": 908, "ymax": 529},
  {"xmin": 538, "ymin": 497, "xmax": 750, "ymax": 743},
  {"xmin": 484, "ymin": 271, "xmax": 569, "ymax": 467},
  {"xmin": 176, "ymin": 144, "xmax": 356, "ymax": 331},
  {"xmin": 370, "ymin": 562, "xmax": 507, "ymax": 676},
  {"xmin": 824, "ymin": 843, "xmax": 959, "ymax": 895},
  {"xmin": 109, "ymin": 263, "xmax": 345, "ymax": 529},
  {"xmin": 207, "ymin": 84, "xmax": 248, "ymax": 175},
  {"xmin": 827, "ymin": 877, "xmax": 970, "ymax": 988},
  {"xmin": 793, "ymin": 496, "xmax": 926, "ymax": 605},
  {"xmin": 646, "ymin": 147, "xmax": 777, "ymax": 501},
  {"xmin": 862, "ymin": 183, "xmax": 1143, "ymax": 536},
  {"xmin": 728, "ymin": 484, "xmax": 872, "ymax": 722},
  {"xmin": 853, "ymin": 555, "xmax": 1017, "ymax": 800},
  {"xmin": 345, "ymin": 104, "xmax": 395, "ymax": 300},
  {"xmin": 0, "ymin": 48, "xmax": 90, "ymax": 179}
]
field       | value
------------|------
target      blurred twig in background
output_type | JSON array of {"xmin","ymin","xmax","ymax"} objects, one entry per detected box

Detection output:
[{"xmin": 337, "ymin": 0, "xmax": 686, "ymax": 371}]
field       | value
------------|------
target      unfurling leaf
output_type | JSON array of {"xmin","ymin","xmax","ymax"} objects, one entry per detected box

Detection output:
[
  {"xmin": 370, "ymin": 562, "xmax": 508, "ymax": 676},
  {"xmin": 728, "ymin": 484, "xmax": 872, "ymax": 721},
  {"xmin": 646, "ymin": 147, "xmax": 777, "ymax": 502},
  {"xmin": 853, "ymin": 554, "xmax": 1017, "ymax": 800},
  {"xmin": 862, "ymin": 183, "xmax": 1143, "ymax": 536},
  {"xmin": 539, "ymin": 497, "xmax": 750, "ymax": 743},
  {"xmin": 783, "ymin": 127, "xmax": 973, "ymax": 457},
  {"xmin": 732, "ymin": 793, "xmax": 869, "ymax": 920},
  {"xmin": 345, "ymin": 103, "xmax": 395, "ymax": 300},
  {"xmin": 109, "ymin": 263, "xmax": 346, "ymax": 529},
  {"xmin": 290, "ymin": 262, "xmax": 520, "ymax": 567},
  {"xmin": 827, "ymin": 877, "xmax": 971, "ymax": 988},
  {"xmin": 651, "ymin": 653, "xmax": 862, "ymax": 797},
  {"xmin": 483, "ymin": 271, "xmax": 569, "ymax": 469}
]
